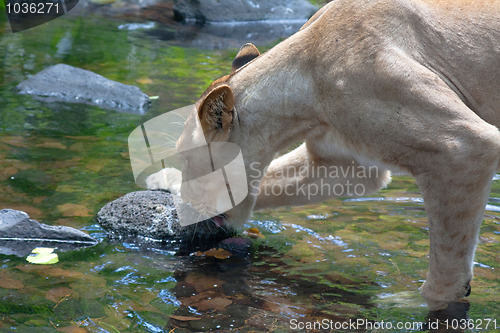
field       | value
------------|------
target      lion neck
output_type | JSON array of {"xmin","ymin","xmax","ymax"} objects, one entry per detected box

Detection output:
[{"xmin": 227, "ymin": 41, "xmax": 326, "ymax": 165}]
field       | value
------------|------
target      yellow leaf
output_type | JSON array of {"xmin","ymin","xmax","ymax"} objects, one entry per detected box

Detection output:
[
  {"xmin": 193, "ymin": 248, "xmax": 232, "ymax": 260},
  {"xmin": 243, "ymin": 227, "xmax": 264, "ymax": 239},
  {"xmin": 26, "ymin": 248, "xmax": 59, "ymax": 265}
]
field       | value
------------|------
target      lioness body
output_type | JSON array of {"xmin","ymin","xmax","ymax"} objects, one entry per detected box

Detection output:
[{"xmin": 148, "ymin": 0, "xmax": 500, "ymax": 309}]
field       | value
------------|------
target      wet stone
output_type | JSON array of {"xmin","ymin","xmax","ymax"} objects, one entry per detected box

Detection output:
[
  {"xmin": 0, "ymin": 209, "xmax": 97, "ymax": 257},
  {"xmin": 17, "ymin": 63, "xmax": 151, "ymax": 114},
  {"xmin": 173, "ymin": 0, "xmax": 317, "ymax": 23},
  {"xmin": 96, "ymin": 190, "xmax": 183, "ymax": 240},
  {"xmin": 96, "ymin": 190, "xmax": 235, "ymax": 251}
]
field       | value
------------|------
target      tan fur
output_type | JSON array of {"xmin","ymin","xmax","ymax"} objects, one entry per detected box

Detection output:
[{"xmin": 147, "ymin": 0, "xmax": 500, "ymax": 310}]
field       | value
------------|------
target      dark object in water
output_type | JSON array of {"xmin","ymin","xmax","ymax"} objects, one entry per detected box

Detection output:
[{"xmin": 219, "ymin": 237, "xmax": 252, "ymax": 257}]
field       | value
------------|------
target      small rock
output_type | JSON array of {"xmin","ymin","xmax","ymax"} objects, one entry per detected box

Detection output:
[
  {"xmin": 173, "ymin": 0, "xmax": 317, "ymax": 23},
  {"xmin": 0, "ymin": 209, "xmax": 97, "ymax": 257},
  {"xmin": 219, "ymin": 237, "xmax": 252, "ymax": 257},
  {"xmin": 17, "ymin": 64, "xmax": 150, "ymax": 114}
]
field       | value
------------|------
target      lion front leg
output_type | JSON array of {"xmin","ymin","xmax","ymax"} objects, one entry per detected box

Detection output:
[
  {"xmin": 254, "ymin": 142, "xmax": 391, "ymax": 210},
  {"xmin": 415, "ymin": 128, "xmax": 500, "ymax": 310}
]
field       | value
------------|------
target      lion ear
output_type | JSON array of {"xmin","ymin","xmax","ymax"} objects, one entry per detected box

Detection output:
[
  {"xmin": 231, "ymin": 43, "xmax": 260, "ymax": 72},
  {"xmin": 198, "ymin": 85, "xmax": 235, "ymax": 142}
]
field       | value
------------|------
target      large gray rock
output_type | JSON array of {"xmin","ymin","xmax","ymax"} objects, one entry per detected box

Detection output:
[
  {"xmin": 173, "ymin": 0, "xmax": 317, "ymax": 23},
  {"xmin": 97, "ymin": 190, "xmax": 183, "ymax": 240},
  {"xmin": 0, "ymin": 209, "xmax": 97, "ymax": 257},
  {"xmin": 17, "ymin": 64, "xmax": 151, "ymax": 114},
  {"xmin": 96, "ymin": 190, "xmax": 233, "ymax": 243},
  {"xmin": 97, "ymin": 190, "xmax": 252, "ymax": 255}
]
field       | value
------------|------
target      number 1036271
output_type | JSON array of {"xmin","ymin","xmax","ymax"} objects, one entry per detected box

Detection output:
[
  {"xmin": 443, "ymin": 318, "xmax": 497, "ymax": 330},
  {"xmin": 6, "ymin": 2, "xmax": 61, "ymax": 14}
]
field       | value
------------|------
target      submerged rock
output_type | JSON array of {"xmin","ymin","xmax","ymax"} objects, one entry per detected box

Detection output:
[
  {"xmin": 173, "ymin": 0, "xmax": 317, "ymax": 23},
  {"xmin": 0, "ymin": 209, "xmax": 97, "ymax": 257},
  {"xmin": 219, "ymin": 237, "xmax": 252, "ymax": 257},
  {"xmin": 17, "ymin": 64, "xmax": 151, "ymax": 114},
  {"xmin": 96, "ymin": 190, "xmax": 234, "ymax": 252},
  {"xmin": 171, "ymin": 20, "xmax": 307, "ymax": 49}
]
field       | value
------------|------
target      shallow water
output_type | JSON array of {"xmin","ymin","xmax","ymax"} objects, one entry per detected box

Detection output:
[{"xmin": 0, "ymin": 5, "xmax": 499, "ymax": 333}]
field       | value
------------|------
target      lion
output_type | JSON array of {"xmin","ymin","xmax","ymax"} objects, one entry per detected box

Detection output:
[{"xmin": 147, "ymin": 0, "xmax": 500, "ymax": 310}]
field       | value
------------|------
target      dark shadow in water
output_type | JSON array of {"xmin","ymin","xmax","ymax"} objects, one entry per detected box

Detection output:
[
  {"xmin": 424, "ymin": 301, "xmax": 471, "ymax": 333},
  {"xmin": 159, "ymin": 246, "xmax": 374, "ymax": 332},
  {"xmin": 103, "ymin": 221, "xmax": 237, "ymax": 256}
]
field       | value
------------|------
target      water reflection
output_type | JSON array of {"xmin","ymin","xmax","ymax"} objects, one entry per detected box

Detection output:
[{"xmin": 162, "ymin": 245, "xmax": 373, "ymax": 332}]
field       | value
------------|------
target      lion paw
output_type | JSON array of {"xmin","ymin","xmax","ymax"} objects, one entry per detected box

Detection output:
[
  {"xmin": 145, "ymin": 168, "xmax": 182, "ymax": 195},
  {"xmin": 420, "ymin": 277, "xmax": 472, "ymax": 311}
]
